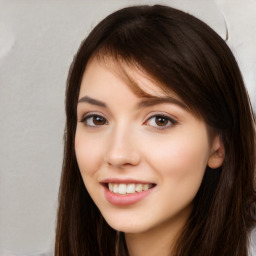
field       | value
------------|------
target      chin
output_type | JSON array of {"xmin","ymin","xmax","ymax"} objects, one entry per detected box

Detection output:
[{"xmin": 103, "ymin": 214, "xmax": 151, "ymax": 233}]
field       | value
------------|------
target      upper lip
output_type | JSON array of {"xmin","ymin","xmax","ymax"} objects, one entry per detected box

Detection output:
[{"xmin": 100, "ymin": 178, "xmax": 156, "ymax": 184}]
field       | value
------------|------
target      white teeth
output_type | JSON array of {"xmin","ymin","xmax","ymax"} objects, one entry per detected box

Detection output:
[
  {"xmin": 113, "ymin": 184, "xmax": 119, "ymax": 193},
  {"xmin": 135, "ymin": 184, "xmax": 142, "ymax": 192},
  {"xmin": 108, "ymin": 183, "xmax": 154, "ymax": 195},
  {"xmin": 127, "ymin": 184, "xmax": 135, "ymax": 194},
  {"xmin": 118, "ymin": 184, "xmax": 126, "ymax": 195},
  {"xmin": 108, "ymin": 183, "xmax": 113, "ymax": 192}
]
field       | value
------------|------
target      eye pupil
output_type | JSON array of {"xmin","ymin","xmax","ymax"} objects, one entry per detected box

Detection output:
[
  {"xmin": 93, "ymin": 116, "xmax": 105, "ymax": 125},
  {"xmin": 155, "ymin": 116, "xmax": 168, "ymax": 126}
]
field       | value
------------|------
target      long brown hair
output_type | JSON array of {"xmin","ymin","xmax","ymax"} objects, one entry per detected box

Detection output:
[{"xmin": 55, "ymin": 5, "xmax": 256, "ymax": 256}]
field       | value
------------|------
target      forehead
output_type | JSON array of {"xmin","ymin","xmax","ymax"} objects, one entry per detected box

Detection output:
[
  {"xmin": 81, "ymin": 55, "xmax": 181, "ymax": 101},
  {"xmin": 78, "ymin": 56, "xmax": 193, "ymax": 116}
]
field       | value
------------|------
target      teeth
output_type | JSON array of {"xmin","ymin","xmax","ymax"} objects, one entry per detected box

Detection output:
[
  {"xmin": 113, "ymin": 184, "xmax": 118, "ymax": 193},
  {"xmin": 135, "ymin": 184, "xmax": 142, "ymax": 192},
  {"xmin": 127, "ymin": 184, "xmax": 135, "ymax": 194},
  {"xmin": 118, "ymin": 184, "xmax": 126, "ymax": 195},
  {"xmin": 108, "ymin": 183, "xmax": 154, "ymax": 195},
  {"xmin": 143, "ymin": 184, "xmax": 149, "ymax": 191}
]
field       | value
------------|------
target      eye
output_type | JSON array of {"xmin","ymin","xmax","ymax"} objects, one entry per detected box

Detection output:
[
  {"xmin": 81, "ymin": 114, "xmax": 108, "ymax": 127},
  {"xmin": 145, "ymin": 115, "xmax": 177, "ymax": 129}
]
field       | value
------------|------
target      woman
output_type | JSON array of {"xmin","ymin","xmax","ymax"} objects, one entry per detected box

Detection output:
[{"xmin": 55, "ymin": 5, "xmax": 256, "ymax": 256}]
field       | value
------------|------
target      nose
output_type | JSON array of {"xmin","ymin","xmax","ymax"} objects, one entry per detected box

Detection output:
[{"xmin": 104, "ymin": 126, "xmax": 141, "ymax": 168}]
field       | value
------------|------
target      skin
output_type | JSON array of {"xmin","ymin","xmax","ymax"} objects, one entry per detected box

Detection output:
[{"xmin": 75, "ymin": 57, "xmax": 224, "ymax": 256}]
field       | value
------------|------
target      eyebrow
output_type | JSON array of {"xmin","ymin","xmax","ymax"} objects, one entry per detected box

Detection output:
[
  {"xmin": 78, "ymin": 96, "xmax": 107, "ymax": 107},
  {"xmin": 137, "ymin": 97, "xmax": 188, "ymax": 110},
  {"xmin": 77, "ymin": 95, "xmax": 187, "ymax": 110}
]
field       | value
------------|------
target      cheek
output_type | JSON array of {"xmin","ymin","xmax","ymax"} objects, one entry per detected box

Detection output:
[
  {"xmin": 142, "ymin": 132, "xmax": 210, "ymax": 218},
  {"xmin": 75, "ymin": 129, "xmax": 104, "ymax": 177},
  {"xmin": 144, "ymin": 130, "xmax": 210, "ymax": 186}
]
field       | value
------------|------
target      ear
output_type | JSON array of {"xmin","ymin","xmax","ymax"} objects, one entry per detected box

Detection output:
[{"xmin": 207, "ymin": 135, "xmax": 225, "ymax": 169}]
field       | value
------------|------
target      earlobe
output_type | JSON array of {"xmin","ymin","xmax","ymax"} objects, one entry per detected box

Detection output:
[{"xmin": 207, "ymin": 135, "xmax": 225, "ymax": 169}]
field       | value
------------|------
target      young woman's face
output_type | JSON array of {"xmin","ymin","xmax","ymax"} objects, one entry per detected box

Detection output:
[{"xmin": 75, "ymin": 57, "xmax": 222, "ymax": 235}]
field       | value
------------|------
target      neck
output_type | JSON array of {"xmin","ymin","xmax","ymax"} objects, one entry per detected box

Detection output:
[{"xmin": 125, "ymin": 206, "xmax": 191, "ymax": 256}]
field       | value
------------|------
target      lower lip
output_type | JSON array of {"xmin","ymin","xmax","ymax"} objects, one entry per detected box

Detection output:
[{"xmin": 103, "ymin": 185, "xmax": 155, "ymax": 206}]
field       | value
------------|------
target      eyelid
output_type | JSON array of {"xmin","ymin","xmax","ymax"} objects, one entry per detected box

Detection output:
[
  {"xmin": 144, "ymin": 112, "xmax": 178, "ymax": 129},
  {"xmin": 80, "ymin": 112, "xmax": 108, "ymax": 126},
  {"xmin": 79, "ymin": 111, "xmax": 105, "ymax": 120}
]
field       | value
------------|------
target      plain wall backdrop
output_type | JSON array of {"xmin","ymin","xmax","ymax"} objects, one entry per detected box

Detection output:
[{"xmin": 0, "ymin": 0, "xmax": 255, "ymax": 255}]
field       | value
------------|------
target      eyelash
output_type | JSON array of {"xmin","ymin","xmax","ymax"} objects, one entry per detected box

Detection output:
[
  {"xmin": 144, "ymin": 114, "xmax": 177, "ymax": 130},
  {"xmin": 80, "ymin": 113, "xmax": 108, "ymax": 127},
  {"xmin": 80, "ymin": 113, "xmax": 177, "ymax": 130}
]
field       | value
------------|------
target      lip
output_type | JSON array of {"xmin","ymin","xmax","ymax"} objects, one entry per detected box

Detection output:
[
  {"xmin": 100, "ymin": 179, "xmax": 156, "ymax": 206},
  {"xmin": 101, "ymin": 178, "xmax": 154, "ymax": 184}
]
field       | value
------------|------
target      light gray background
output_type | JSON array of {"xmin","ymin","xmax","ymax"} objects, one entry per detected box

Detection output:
[{"xmin": 0, "ymin": 0, "xmax": 255, "ymax": 255}]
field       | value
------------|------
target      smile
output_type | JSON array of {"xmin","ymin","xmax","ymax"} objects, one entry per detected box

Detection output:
[
  {"xmin": 108, "ymin": 183, "xmax": 154, "ymax": 195},
  {"xmin": 102, "ymin": 181, "xmax": 156, "ymax": 206}
]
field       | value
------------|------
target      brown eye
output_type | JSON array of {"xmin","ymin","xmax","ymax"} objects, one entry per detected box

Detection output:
[
  {"xmin": 82, "ymin": 114, "xmax": 108, "ymax": 127},
  {"xmin": 145, "ymin": 114, "xmax": 177, "ymax": 130},
  {"xmin": 155, "ymin": 116, "xmax": 169, "ymax": 126},
  {"xmin": 93, "ymin": 116, "xmax": 106, "ymax": 125}
]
